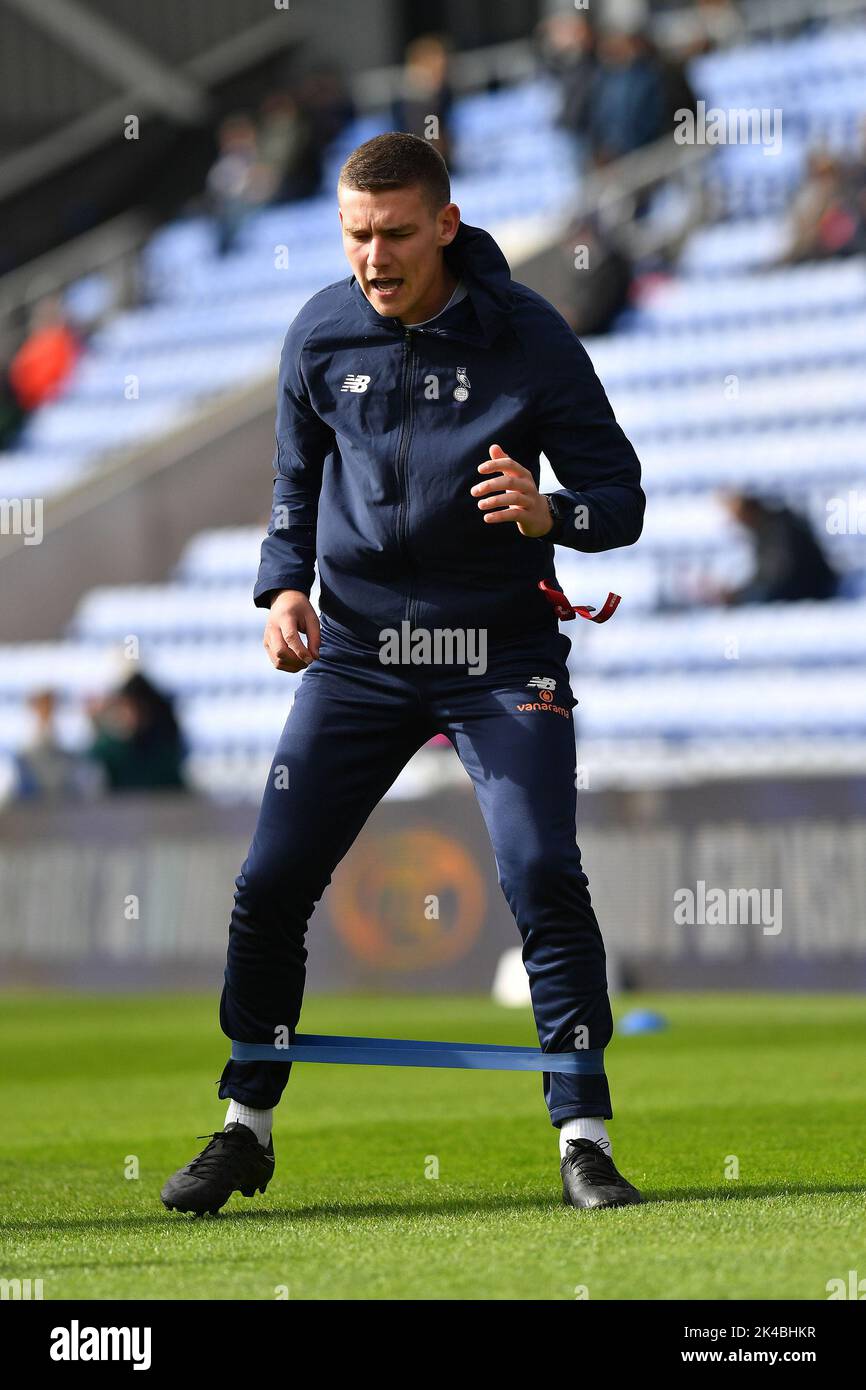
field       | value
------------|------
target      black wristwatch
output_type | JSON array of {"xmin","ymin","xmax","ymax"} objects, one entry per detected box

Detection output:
[{"xmin": 544, "ymin": 493, "xmax": 569, "ymax": 543}]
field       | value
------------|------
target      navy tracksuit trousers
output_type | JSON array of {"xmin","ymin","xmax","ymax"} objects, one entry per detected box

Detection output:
[{"xmin": 217, "ymin": 611, "xmax": 613, "ymax": 1126}]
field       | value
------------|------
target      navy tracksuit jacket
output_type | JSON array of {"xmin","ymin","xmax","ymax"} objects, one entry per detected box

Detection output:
[{"xmin": 218, "ymin": 220, "xmax": 645, "ymax": 1126}]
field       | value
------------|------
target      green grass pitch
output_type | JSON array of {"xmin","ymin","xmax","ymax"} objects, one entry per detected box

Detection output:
[{"xmin": 1, "ymin": 992, "xmax": 863, "ymax": 1300}]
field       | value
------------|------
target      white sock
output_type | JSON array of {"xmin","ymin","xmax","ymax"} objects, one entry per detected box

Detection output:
[
  {"xmin": 559, "ymin": 1117, "xmax": 611, "ymax": 1161},
  {"xmin": 225, "ymin": 1100, "xmax": 272, "ymax": 1147}
]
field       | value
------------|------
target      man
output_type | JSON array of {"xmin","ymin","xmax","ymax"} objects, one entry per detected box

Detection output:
[
  {"xmin": 720, "ymin": 493, "xmax": 839, "ymax": 605},
  {"xmin": 162, "ymin": 133, "xmax": 645, "ymax": 1216}
]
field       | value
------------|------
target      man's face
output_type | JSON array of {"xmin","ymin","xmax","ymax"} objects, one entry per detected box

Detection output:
[
  {"xmin": 338, "ymin": 183, "xmax": 459, "ymax": 322},
  {"xmin": 722, "ymin": 492, "xmax": 756, "ymax": 529}
]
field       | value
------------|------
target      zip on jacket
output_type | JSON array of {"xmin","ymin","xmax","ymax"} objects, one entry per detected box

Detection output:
[{"xmin": 255, "ymin": 220, "xmax": 646, "ymax": 643}]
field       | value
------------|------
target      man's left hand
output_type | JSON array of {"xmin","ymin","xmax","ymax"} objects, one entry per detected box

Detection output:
[{"xmin": 471, "ymin": 443, "xmax": 553, "ymax": 538}]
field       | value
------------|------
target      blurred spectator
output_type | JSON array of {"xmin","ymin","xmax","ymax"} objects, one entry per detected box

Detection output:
[
  {"xmin": 587, "ymin": 27, "xmax": 666, "ymax": 166},
  {"xmin": 535, "ymin": 11, "xmax": 598, "ymax": 174},
  {"xmin": 842, "ymin": 115, "xmax": 866, "ymax": 190},
  {"xmin": 720, "ymin": 494, "xmax": 840, "ymax": 605},
  {"xmin": 391, "ymin": 34, "xmax": 455, "ymax": 168},
  {"xmin": 781, "ymin": 150, "xmax": 865, "ymax": 264},
  {"xmin": 0, "ymin": 297, "xmax": 81, "ymax": 448},
  {"xmin": 257, "ymin": 92, "xmax": 322, "ymax": 204},
  {"xmin": 663, "ymin": 0, "xmax": 746, "ymax": 56},
  {"xmin": 0, "ymin": 297, "xmax": 82, "ymax": 448},
  {"xmin": 640, "ymin": 31, "xmax": 697, "ymax": 136},
  {"xmin": 0, "ymin": 367, "xmax": 27, "ymax": 451},
  {"xmin": 205, "ymin": 114, "xmax": 272, "ymax": 256},
  {"xmin": 295, "ymin": 66, "xmax": 355, "ymax": 152},
  {"xmin": 841, "ymin": 142, "xmax": 866, "ymax": 254},
  {"xmin": 692, "ymin": 0, "xmax": 746, "ymax": 49},
  {"xmin": 86, "ymin": 673, "xmax": 187, "ymax": 793},
  {"xmin": 204, "ymin": 74, "xmax": 353, "ymax": 250},
  {"xmin": 563, "ymin": 214, "xmax": 633, "ymax": 336},
  {"xmin": 13, "ymin": 690, "xmax": 97, "ymax": 802}
]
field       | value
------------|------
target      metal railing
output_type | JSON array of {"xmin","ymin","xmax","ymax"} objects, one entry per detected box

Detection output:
[{"xmin": 0, "ymin": 208, "xmax": 150, "ymax": 347}]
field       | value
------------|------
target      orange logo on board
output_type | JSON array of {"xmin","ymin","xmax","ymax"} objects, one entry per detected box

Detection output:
[{"xmin": 330, "ymin": 827, "xmax": 485, "ymax": 971}]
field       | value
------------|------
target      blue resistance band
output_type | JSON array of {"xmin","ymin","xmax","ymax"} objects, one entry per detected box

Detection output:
[{"xmin": 231, "ymin": 1033, "xmax": 604, "ymax": 1074}]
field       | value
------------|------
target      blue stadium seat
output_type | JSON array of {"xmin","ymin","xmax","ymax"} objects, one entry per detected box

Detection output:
[{"xmin": 2, "ymin": 31, "xmax": 866, "ymax": 797}]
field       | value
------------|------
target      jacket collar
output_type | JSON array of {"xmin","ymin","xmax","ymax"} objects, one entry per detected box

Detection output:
[{"xmin": 349, "ymin": 220, "xmax": 513, "ymax": 348}]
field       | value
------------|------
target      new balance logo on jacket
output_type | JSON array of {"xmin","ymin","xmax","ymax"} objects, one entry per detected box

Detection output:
[{"xmin": 342, "ymin": 368, "xmax": 471, "ymax": 401}]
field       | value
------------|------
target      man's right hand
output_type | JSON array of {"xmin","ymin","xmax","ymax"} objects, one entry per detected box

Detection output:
[{"xmin": 263, "ymin": 590, "xmax": 320, "ymax": 672}]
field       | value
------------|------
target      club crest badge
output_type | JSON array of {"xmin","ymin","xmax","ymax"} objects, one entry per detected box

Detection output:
[{"xmin": 453, "ymin": 367, "xmax": 471, "ymax": 402}]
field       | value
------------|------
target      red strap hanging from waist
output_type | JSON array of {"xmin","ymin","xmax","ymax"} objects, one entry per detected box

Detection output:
[{"xmin": 538, "ymin": 579, "xmax": 621, "ymax": 624}]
